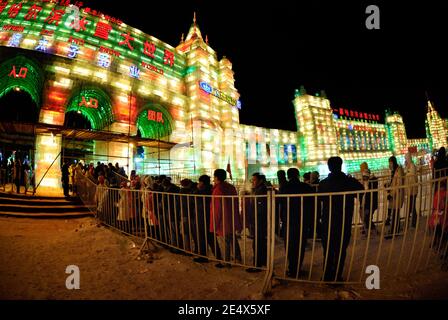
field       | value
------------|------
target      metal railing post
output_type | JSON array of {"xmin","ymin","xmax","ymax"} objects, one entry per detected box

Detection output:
[{"xmin": 262, "ymin": 189, "xmax": 275, "ymax": 295}]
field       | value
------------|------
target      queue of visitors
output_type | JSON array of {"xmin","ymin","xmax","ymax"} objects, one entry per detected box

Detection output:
[{"xmin": 70, "ymin": 146, "xmax": 448, "ymax": 280}]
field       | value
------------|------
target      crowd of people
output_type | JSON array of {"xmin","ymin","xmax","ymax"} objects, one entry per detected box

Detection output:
[
  {"xmin": 70, "ymin": 146, "xmax": 448, "ymax": 280},
  {"xmin": 61, "ymin": 160, "xmax": 128, "ymax": 197},
  {"xmin": 0, "ymin": 154, "xmax": 35, "ymax": 195}
]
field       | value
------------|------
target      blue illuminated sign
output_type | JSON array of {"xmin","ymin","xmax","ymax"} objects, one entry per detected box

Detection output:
[
  {"xmin": 199, "ymin": 81, "xmax": 213, "ymax": 94},
  {"xmin": 130, "ymin": 65, "xmax": 140, "ymax": 79},
  {"xmin": 198, "ymin": 80, "xmax": 240, "ymax": 108}
]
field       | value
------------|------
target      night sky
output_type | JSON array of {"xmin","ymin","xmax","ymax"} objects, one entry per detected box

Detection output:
[{"xmin": 85, "ymin": 0, "xmax": 447, "ymax": 139}]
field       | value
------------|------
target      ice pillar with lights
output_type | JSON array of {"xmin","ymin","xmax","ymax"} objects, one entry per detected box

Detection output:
[
  {"xmin": 293, "ymin": 88, "xmax": 339, "ymax": 169},
  {"xmin": 426, "ymin": 100, "xmax": 448, "ymax": 150},
  {"xmin": 34, "ymin": 133, "xmax": 62, "ymax": 191},
  {"xmin": 386, "ymin": 111, "xmax": 408, "ymax": 155},
  {"xmin": 176, "ymin": 17, "xmax": 241, "ymax": 177}
]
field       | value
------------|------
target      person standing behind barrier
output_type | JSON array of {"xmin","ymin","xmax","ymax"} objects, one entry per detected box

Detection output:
[
  {"xmin": 309, "ymin": 170, "xmax": 322, "ymax": 240},
  {"xmin": 192, "ymin": 175, "xmax": 222, "ymax": 263},
  {"xmin": 141, "ymin": 176, "xmax": 158, "ymax": 238},
  {"xmin": 246, "ymin": 173, "xmax": 268, "ymax": 273},
  {"xmin": 61, "ymin": 160, "xmax": 70, "ymax": 197},
  {"xmin": 115, "ymin": 162, "xmax": 127, "ymax": 178},
  {"xmin": 360, "ymin": 163, "xmax": 379, "ymax": 235},
  {"xmin": 310, "ymin": 171, "xmax": 320, "ymax": 187},
  {"xmin": 318, "ymin": 157, "xmax": 364, "ymax": 282},
  {"xmin": 241, "ymin": 182, "xmax": 255, "ymax": 238},
  {"xmin": 162, "ymin": 177, "xmax": 181, "ymax": 248},
  {"xmin": 151, "ymin": 177, "xmax": 165, "ymax": 242},
  {"xmin": 13, "ymin": 158, "xmax": 21, "ymax": 194},
  {"xmin": 385, "ymin": 156, "xmax": 405, "ymax": 239},
  {"xmin": 23, "ymin": 161, "xmax": 31, "ymax": 194},
  {"xmin": 130, "ymin": 170, "xmax": 142, "ymax": 231},
  {"xmin": 276, "ymin": 170, "xmax": 287, "ymax": 238},
  {"xmin": 405, "ymin": 153, "xmax": 419, "ymax": 228},
  {"xmin": 282, "ymin": 168, "xmax": 314, "ymax": 278},
  {"xmin": 117, "ymin": 181, "xmax": 132, "ymax": 231},
  {"xmin": 210, "ymin": 169, "xmax": 242, "ymax": 268},
  {"xmin": 26, "ymin": 162, "xmax": 36, "ymax": 195},
  {"xmin": 428, "ymin": 181, "xmax": 447, "ymax": 261},
  {"xmin": 68, "ymin": 163, "xmax": 73, "ymax": 194},
  {"xmin": 73, "ymin": 163, "xmax": 82, "ymax": 196},
  {"xmin": 303, "ymin": 172, "xmax": 311, "ymax": 184},
  {"xmin": 95, "ymin": 174, "xmax": 108, "ymax": 220},
  {"xmin": 179, "ymin": 179, "xmax": 195, "ymax": 251}
]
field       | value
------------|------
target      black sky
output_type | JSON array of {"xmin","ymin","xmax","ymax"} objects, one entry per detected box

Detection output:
[{"xmin": 84, "ymin": 0, "xmax": 447, "ymax": 139}]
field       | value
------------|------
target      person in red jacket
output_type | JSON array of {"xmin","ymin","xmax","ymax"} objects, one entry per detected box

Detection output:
[
  {"xmin": 210, "ymin": 169, "xmax": 242, "ymax": 267},
  {"xmin": 429, "ymin": 181, "xmax": 447, "ymax": 256}
]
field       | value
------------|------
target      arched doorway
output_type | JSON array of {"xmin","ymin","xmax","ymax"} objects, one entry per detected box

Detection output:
[
  {"xmin": 135, "ymin": 104, "xmax": 173, "ymax": 174},
  {"xmin": 62, "ymin": 87, "xmax": 114, "ymax": 166},
  {"xmin": 0, "ymin": 56, "xmax": 43, "ymax": 192}
]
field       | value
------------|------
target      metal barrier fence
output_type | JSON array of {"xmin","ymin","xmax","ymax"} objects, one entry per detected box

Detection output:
[
  {"xmin": 272, "ymin": 176, "xmax": 447, "ymax": 288},
  {"xmin": 75, "ymin": 173, "xmax": 272, "ymax": 273},
  {"xmin": 74, "ymin": 169, "xmax": 448, "ymax": 294}
]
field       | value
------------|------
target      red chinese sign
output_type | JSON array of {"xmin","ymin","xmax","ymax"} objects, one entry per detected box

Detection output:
[
  {"xmin": 8, "ymin": 65, "xmax": 28, "ymax": 78},
  {"xmin": 83, "ymin": 6, "xmax": 122, "ymax": 25},
  {"xmin": 0, "ymin": 1, "xmax": 177, "ymax": 71},
  {"xmin": 334, "ymin": 108, "xmax": 380, "ymax": 121},
  {"xmin": 44, "ymin": 8, "xmax": 65, "ymax": 25},
  {"xmin": 119, "ymin": 32, "xmax": 135, "ymax": 51},
  {"xmin": 78, "ymin": 96, "xmax": 98, "ymax": 109},
  {"xmin": 93, "ymin": 22, "xmax": 112, "ymax": 40},
  {"xmin": 24, "ymin": 4, "xmax": 42, "ymax": 20},
  {"xmin": 143, "ymin": 40, "xmax": 156, "ymax": 58},
  {"xmin": 8, "ymin": 3, "xmax": 22, "ymax": 18},
  {"xmin": 148, "ymin": 110, "xmax": 164, "ymax": 123}
]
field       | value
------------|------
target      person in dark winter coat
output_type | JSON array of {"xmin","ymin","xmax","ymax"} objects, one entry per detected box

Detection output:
[
  {"xmin": 318, "ymin": 157, "xmax": 364, "ymax": 282},
  {"xmin": 191, "ymin": 175, "xmax": 222, "ymax": 263},
  {"xmin": 282, "ymin": 168, "xmax": 314, "ymax": 278},
  {"xmin": 162, "ymin": 178, "xmax": 181, "ymax": 247},
  {"xmin": 246, "ymin": 173, "xmax": 268, "ymax": 272},
  {"xmin": 276, "ymin": 170, "xmax": 287, "ymax": 238},
  {"xmin": 179, "ymin": 179, "xmax": 195, "ymax": 251},
  {"xmin": 61, "ymin": 160, "xmax": 70, "ymax": 197}
]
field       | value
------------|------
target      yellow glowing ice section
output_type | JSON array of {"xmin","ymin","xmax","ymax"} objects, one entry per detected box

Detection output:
[
  {"xmin": 94, "ymin": 71, "xmax": 108, "ymax": 82},
  {"xmin": 113, "ymin": 81, "xmax": 131, "ymax": 91},
  {"xmin": 54, "ymin": 77, "xmax": 72, "ymax": 88},
  {"xmin": 35, "ymin": 133, "xmax": 62, "ymax": 190},
  {"xmin": 73, "ymin": 66, "xmax": 91, "ymax": 77},
  {"xmin": 426, "ymin": 100, "xmax": 448, "ymax": 149},
  {"xmin": 54, "ymin": 66, "xmax": 70, "ymax": 75}
]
